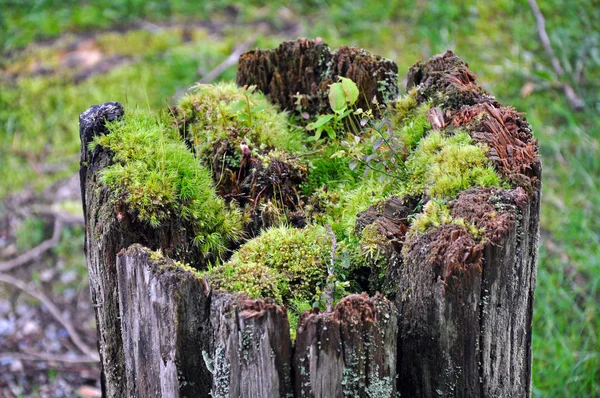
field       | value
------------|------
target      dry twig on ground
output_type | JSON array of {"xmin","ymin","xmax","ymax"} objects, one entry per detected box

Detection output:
[
  {"xmin": 0, "ymin": 219, "xmax": 64, "ymax": 273},
  {"xmin": 198, "ymin": 35, "xmax": 256, "ymax": 83},
  {"xmin": 0, "ymin": 272, "xmax": 99, "ymax": 362},
  {"xmin": 528, "ymin": 0, "xmax": 585, "ymax": 110}
]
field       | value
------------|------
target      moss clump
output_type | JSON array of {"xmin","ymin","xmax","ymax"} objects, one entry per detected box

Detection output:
[
  {"xmin": 93, "ymin": 107, "xmax": 243, "ymax": 258},
  {"xmin": 204, "ymin": 225, "xmax": 331, "ymax": 305},
  {"xmin": 405, "ymin": 130, "xmax": 501, "ymax": 198},
  {"xmin": 356, "ymin": 222, "xmax": 389, "ymax": 275},
  {"xmin": 302, "ymin": 142, "xmax": 361, "ymax": 196},
  {"xmin": 393, "ymin": 101, "xmax": 432, "ymax": 152},
  {"xmin": 310, "ymin": 178, "xmax": 392, "ymax": 241},
  {"xmin": 149, "ymin": 249, "xmax": 202, "ymax": 277},
  {"xmin": 175, "ymin": 82, "xmax": 303, "ymax": 164},
  {"xmin": 203, "ymin": 262, "xmax": 283, "ymax": 303},
  {"xmin": 409, "ymin": 199, "xmax": 483, "ymax": 239},
  {"xmin": 391, "ymin": 88, "xmax": 432, "ymax": 151}
]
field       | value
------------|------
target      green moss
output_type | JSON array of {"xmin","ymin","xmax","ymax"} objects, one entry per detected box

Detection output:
[
  {"xmin": 177, "ymin": 82, "xmax": 303, "ymax": 163},
  {"xmin": 394, "ymin": 99, "xmax": 432, "ymax": 151},
  {"xmin": 94, "ymin": 107, "xmax": 242, "ymax": 258},
  {"xmin": 405, "ymin": 130, "xmax": 501, "ymax": 198},
  {"xmin": 203, "ymin": 261, "xmax": 283, "ymax": 303},
  {"xmin": 409, "ymin": 199, "xmax": 483, "ymax": 238},
  {"xmin": 312, "ymin": 178, "xmax": 392, "ymax": 241},
  {"xmin": 302, "ymin": 143, "xmax": 362, "ymax": 195},
  {"xmin": 287, "ymin": 298, "xmax": 313, "ymax": 341},
  {"xmin": 356, "ymin": 223, "xmax": 389, "ymax": 276},
  {"xmin": 390, "ymin": 88, "xmax": 419, "ymax": 129},
  {"xmin": 203, "ymin": 225, "xmax": 331, "ymax": 305},
  {"xmin": 149, "ymin": 249, "xmax": 202, "ymax": 277}
]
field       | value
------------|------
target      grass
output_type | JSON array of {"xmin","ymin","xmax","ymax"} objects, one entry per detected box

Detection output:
[{"xmin": 0, "ymin": 0, "xmax": 598, "ymax": 395}]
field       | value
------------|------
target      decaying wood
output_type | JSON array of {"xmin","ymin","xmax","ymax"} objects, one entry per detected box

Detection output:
[
  {"xmin": 116, "ymin": 245, "xmax": 212, "ymax": 397},
  {"xmin": 294, "ymin": 293, "xmax": 397, "ymax": 398},
  {"xmin": 116, "ymin": 244, "xmax": 294, "ymax": 398},
  {"xmin": 80, "ymin": 45, "xmax": 540, "ymax": 398},
  {"xmin": 79, "ymin": 103, "xmax": 209, "ymax": 397},
  {"xmin": 237, "ymin": 38, "xmax": 399, "ymax": 116},
  {"xmin": 210, "ymin": 294, "xmax": 293, "ymax": 397},
  {"xmin": 394, "ymin": 52, "xmax": 540, "ymax": 397}
]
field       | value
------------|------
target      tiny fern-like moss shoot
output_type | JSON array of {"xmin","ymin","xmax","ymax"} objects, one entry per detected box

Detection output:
[
  {"xmin": 93, "ymin": 107, "xmax": 243, "ymax": 258},
  {"xmin": 203, "ymin": 225, "xmax": 331, "ymax": 305},
  {"xmin": 390, "ymin": 88, "xmax": 419, "ymax": 127},
  {"xmin": 395, "ymin": 101, "xmax": 432, "ymax": 151},
  {"xmin": 405, "ymin": 130, "xmax": 501, "ymax": 198}
]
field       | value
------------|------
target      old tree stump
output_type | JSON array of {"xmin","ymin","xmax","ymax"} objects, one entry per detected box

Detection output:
[{"xmin": 80, "ymin": 40, "xmax": 540, "ymax": 397}]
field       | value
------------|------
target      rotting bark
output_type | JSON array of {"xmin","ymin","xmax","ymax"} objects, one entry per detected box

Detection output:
[
  {"xmin": 237, "ymin": 38, "xmax": 399, "ymax": 116},
  {"xmin": 390, "ymin": 52, "xmax": 541, "ymax": 397},
  {"xmin": 293, "ymin": 293, "xmax": 397, "ymax": 398},
  {"xmin": 210, "ymin": 294, "xmax": 293, "ymax": 397},
  {"xmin": 395, "ymin": 186, "xmax": 540, "ymax": 397},
  {"xmin": 116, "ymin": 244, "xmax": 293, "ymax": 398}
]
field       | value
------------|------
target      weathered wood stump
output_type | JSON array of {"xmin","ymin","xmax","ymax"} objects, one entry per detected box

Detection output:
[
  {"xmin": 80, "ymin": 41, "xmax": 540, "ymax": 397},
  {"xmin": 237, "ymin": 38, "xmax": 399, "ymax": 116}
]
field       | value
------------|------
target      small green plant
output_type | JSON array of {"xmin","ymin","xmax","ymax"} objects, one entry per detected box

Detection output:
[
  {"xmin": 287, "ymin": 298, "xmax": 313, "ymax": 340},
  {"xmin": 306, "ymin": 77, "xmax": 361, "ymax": 141},
  {"xmin": 334, "ymin": 94, "xmax": 432, "ymax": 181}
]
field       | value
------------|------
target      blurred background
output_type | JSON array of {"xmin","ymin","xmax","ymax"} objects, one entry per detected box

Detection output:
[{"xmin": 0, "ymin": 0, "xmax": 598, "ymax": 396}]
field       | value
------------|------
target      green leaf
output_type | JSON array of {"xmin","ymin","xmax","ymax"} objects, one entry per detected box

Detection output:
[
  {"xmin": 339, "ymin": 108, "xmax": 353, "ymax": 119},
  {"xmin": 251, "ymin": 105, "xmax": 266, "ymax": 113},
  {"xmin": 314, "ymin": 129, "xmax": 323, "ymax": 141},
  {"xmin": 340, "ymin": 77, "xmax": 359, "ymax": 106},
  {"xmin": 313, "ymin": 114, "xmax": 334, "ymax": 128},
  {"xmin": 229, "ymin": 100, "xmax": 248, "ymax": 113},
  {"xmin": 324, "ymin": 125, "xmax": 336, "ymax": 139},
  {"xmin": 329, "ymin": 82, "xmax": 346, "ymax": 113}
]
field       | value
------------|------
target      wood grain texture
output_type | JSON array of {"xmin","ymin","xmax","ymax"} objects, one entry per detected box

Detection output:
[
  {"xmin": 116, "ymin": 245, "xmax": 212, "ymax": 397},
  {"xmin": 294, "ymin": 294, "xmax": 397, "ymax": 398},
  {"xmin": 210, "ymin": 294, "xmax": 293, "ymax": 398}
]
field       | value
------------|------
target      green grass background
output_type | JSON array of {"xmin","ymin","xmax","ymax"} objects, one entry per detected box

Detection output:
[{"xmin": 1, "ymin": 0, "xmax": 598, "ymax": 395}]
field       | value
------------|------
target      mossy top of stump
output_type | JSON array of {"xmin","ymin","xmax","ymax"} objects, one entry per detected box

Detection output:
[{"xmin": 84, "ymin": 39, "xmax": 539, "ymax": 333}]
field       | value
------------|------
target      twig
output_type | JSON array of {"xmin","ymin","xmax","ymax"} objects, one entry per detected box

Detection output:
[
  {"xmin": 527, "ymin": 0, "xmax": 584, "ymax": 110},
  {"xmin": 0, "ymin": 273, "xmax": 99, "ymax": 361},
  {"xmin": 198, "ymin": 35, "xmax": 256, "ymax": 83},
  {"xmin": 0, "ymin": 351, "xmax": 98, "ymax": 364},
  {"xmin": 0, "ymin": 219, "xmax": 63, "ymax": 273}
]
